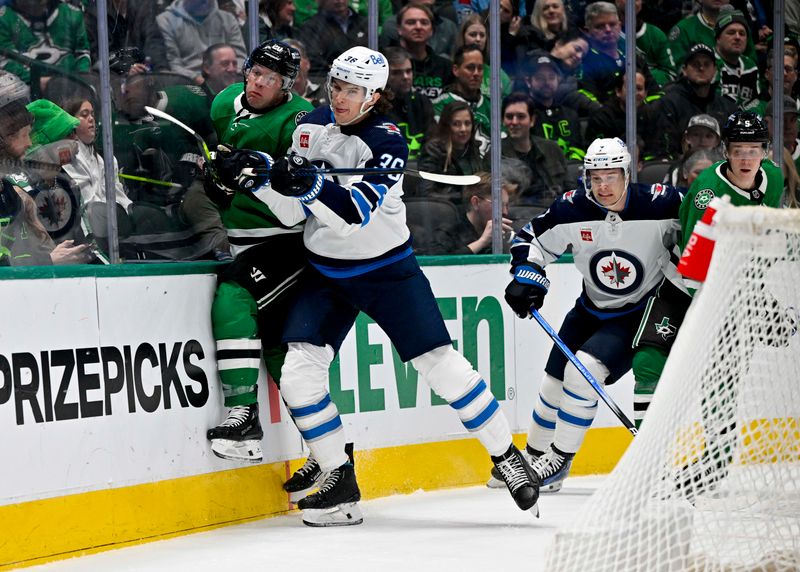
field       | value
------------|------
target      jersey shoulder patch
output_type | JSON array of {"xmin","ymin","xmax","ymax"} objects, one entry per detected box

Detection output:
[
  {"xmin": 562, "ymin": 189, "xmax": 576, "ymax": 203},
  {"xmin": 377, "ymin": 122, "xmax": 404, "ymax": 137},
  {"xmin": 693, "ymin": 188, "xmax": 715, "ymax": 210},
  {"xmin": 649, "ymin": 183, "xmax": 667, "ymax": 200},
  {"xmin": 294, "ymin": 110, "xmax": 308, "ymax": 125},
  {"xmin": 669, "ymin": 26, "xmax": 680, "ymax": 41}
]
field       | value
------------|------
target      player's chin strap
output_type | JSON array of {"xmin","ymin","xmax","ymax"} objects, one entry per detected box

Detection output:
[
  {"xmin": 333, "ymin": 99, "xmax": 375, "ymax": 127},
  {"xmin": 585, "ymin": 170, "xmax": 630, "ymax": 211}
]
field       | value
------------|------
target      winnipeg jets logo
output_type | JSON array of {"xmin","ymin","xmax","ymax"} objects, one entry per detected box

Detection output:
[
  {"xmin": 562, "ymin": 190, "xmax": 576, "ymax": 203},
  {"xmin": 589, "ymin": 250, "xmax": 644, "ymax": 295},
  {"xmin": 650, "ymin": 183, "xmax": 666, "ymax": 200},
  {"xmin": 379, "ymin": 122, "xmax": 403, "ymax": 137},
  {"xmin": 654, "ymin": 317, "xmax": 677, "ymax": 340}
]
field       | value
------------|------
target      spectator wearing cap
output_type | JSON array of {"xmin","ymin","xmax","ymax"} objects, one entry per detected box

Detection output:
[
  {"xmin": 663, "ymin": 113, "xmax": 724, "ymax": 188},
  {"xmin": 524, "ymin": 52, "xmax": 584, "ymax": 160},
  {"xmin": 495, "ymin": 92, "xmax": 568, "ymax": 204},
  {"xmin": 714, "ymin": 9, "xmax": 759, "ymax": 107},
  {"xmin": 432, "ymin": 44, "xmax": 490, "ymax": 154},
  {"xmin": 652, "ymin": 43, "xmax": 737, "ymax": 159},
  {"xmin": 666, "ymin": 1, "xmax": 757, "ymax": 73},
  {"xmin": 577, "ymin": 1, "xmax": 659, "ymax": 105},
  {"xmin": 614, "ymin": 0, "xmax": 673, "ymax": 87},
  {"xmin": 585, "ymin": 65, "xmax": 659, "ymax": 157},
  {"xmin": 764, "ymin": 95, "xmax": 800, "ymax": 174}
]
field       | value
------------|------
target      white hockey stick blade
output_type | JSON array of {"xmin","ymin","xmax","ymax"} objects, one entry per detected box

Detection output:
[
  {"xmin": 302, "ymin": 502, "xmax": 364, "ymax": 527},
  {"xmin": 414, "ymin": 170, "xmax": 480, "ymax": 185},
  {"xmin": 145, "ymin": 105, "xmax": 212, "ymax": 161}
]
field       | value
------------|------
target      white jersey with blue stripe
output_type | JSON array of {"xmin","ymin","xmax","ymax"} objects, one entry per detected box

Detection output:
[
  {"xmin": 510, "ymin": 183, "xmax": 685, "ymax": 314},
  {"xmin": 254, "ymin": 106, "xmax": 412, "ymax": 277}
]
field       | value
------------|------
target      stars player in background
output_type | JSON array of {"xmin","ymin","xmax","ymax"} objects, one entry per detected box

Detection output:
[
  {"xmin": 213, "ymin": 46, "xmax": 541, "ymax": 527},
  {"xmin": 488, "ymin": 137, "xmax": 685, "ymax": 493},
  {"xmin": 631, "ymin": 111, "xmax": 786, "ymax": 497}
]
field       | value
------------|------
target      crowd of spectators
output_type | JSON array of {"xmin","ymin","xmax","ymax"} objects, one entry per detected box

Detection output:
[{"xmin": 1, "ymin": 0, "xmax": 799, "ymax": 265}]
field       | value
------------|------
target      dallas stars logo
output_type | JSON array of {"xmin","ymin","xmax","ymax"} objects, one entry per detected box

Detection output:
[
  {"xmin": 654, "ymin": 317, "xmax": 677, "ymax": 340},
  {"xmin": 600, "ymin": 254, "xmax": 631, "ymax": 287},
  {"xmin": 694, "ymin": 188, "xmax": 715, "ymax": 210}
]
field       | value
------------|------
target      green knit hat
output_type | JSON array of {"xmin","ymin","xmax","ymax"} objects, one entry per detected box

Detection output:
[{"xmin": 26, "ymin": 99, "xmax": 80, "ymax": 147}]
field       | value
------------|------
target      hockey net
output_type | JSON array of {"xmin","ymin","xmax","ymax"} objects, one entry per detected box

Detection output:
[{"xmin": 546, "ymin": 205, "xmax": 800, "ymax": 572}]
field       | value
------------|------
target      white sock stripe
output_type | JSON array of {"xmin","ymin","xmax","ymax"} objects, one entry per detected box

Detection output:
[
  {"xmin": 292, "ymin": 403, "xmax": 339, "ymax": 432},
  {"xmin": 633, "ymin": 395, "xmax": 653, "ymax": 403},
  {"xmin": 217, "ymin": 339, "xmax": 262, "ymax": 351},
  {"xmin": 218, "ymin": 358, "xmax": 262, "ymax": 370}
]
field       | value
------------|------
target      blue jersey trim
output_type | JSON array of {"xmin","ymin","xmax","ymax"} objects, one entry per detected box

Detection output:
[{"xmin": 311, "ymin": 246, "xmax": 414, "ymax": 278}]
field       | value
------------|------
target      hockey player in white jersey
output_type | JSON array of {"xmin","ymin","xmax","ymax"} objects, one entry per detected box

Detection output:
[
  {"xmin": 487, "ymin": 138, "xmax": 686, "ymax": 493},
  {"xmin": 213, "ymin": 46, "xmax": 541, "ymax": 526}
]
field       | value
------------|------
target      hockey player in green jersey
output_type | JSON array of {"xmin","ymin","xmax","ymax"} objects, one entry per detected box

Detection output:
[
  {"xmin": 632, "ymin": 111, "xmax": 783, "ymax": 429},
  {"xmin": 204, "ymin": 40, "xmax": 313, "ymax": 464}
]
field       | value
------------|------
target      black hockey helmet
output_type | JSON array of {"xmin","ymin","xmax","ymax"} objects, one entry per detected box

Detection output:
[
  {"xmin": 242, "ymin": 40, "xmax": 301, "ymax": 92},
  {"xmin": 721, "ymin": 111, "xmax": 769, "ymax": 145}
]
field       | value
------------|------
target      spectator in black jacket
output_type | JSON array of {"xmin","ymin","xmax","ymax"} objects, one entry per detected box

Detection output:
[
  {"xmin": 84, "ymin": 0, "xmax": 170, "ymax": 72},
  {"xmin": 385, "ymin": 47, "xmax": 435, "ymax": 161},
  {"xmin": 584, "ymin": 66, "xmax": 658, "ymax": 157},
  {"xmin": 498, "ymin": 92, "xmax": 568, "ymax": 203},
  {"xmin": 524, "ymin": 53, "xmax": 585, "ymax": 160},
  {"xmin": 297, "ymin": 0, "xmax": 368, "ymax": 84},
  {"xmin": 391, "ymin": 2, "xmax": 453, "ymax": 99},
  {"xmin": 654, "ymin": 43, "xmax": 738, "ymax": 159}
]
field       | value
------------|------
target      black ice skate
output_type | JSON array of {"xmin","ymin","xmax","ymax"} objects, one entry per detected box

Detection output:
[
  {"xmin": 284, "ymin": 442, "xmax": 354, "ymax": 504},
  {"xmin": 530, "ymin": 445, "xmax": 574, "ymax": 493},
  {"xmin": 673, "ymin": 449, "xmax": 733, "ymax": 503},
  {"xmin": 487, "ymin": 445, "xmax": 540, "ymax": 489},
  {"xmin": 491, "ymin": 444, "xmax": 541, "ymax": 516},
  {"xmin": 207, "ymin": 403, "xmax": 264, "ymax": 463},
  {"xmin": 298, "ymin": 461, "xmax": 363, "ymax": 527}
]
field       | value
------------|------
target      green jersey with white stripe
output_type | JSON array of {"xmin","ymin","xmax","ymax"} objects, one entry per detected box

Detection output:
[{"xmin": 210, "ymin": 83, "xmax": 313, "ymax": 255}]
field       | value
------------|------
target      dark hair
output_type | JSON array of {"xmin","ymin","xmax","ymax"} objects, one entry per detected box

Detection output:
[
  {"xmin": 60, "ymin": 96, "xmax": 94, "ymax": 117},
  {"xmin": 397, "ymin": 2, "xmax": 434, "ymax": 26},
  {"xmin": 502, "ymin": 92, "xmax": 535, "ymax": 117},
  {"xmin": 263, "ymin": 0, "xmax": 294, "ymax": 23},
  {"xmin": 203, "ymin": 43, "xmax": 236, "ymax": 71},
  {"xmin": 453, "ymin": 43, "xmax": 483, "ymax": 67},
  {"xmin": 430, "ymin": 101, "xmax": 476, "ymax": 171},
  {"xmin": 553, "ymin": 27, "xmax": 585, "ymax": 47},
  {"xmin": 384, "ymin": 46, "xmax": 412, "ymax": 67},
  {"xmin": 373, "ymin": 88, "xmax": 395, "ymax": 114}
]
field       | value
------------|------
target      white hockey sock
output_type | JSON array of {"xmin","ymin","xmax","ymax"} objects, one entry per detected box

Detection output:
[
  {"xmin": 412, "ymin": 346, "xmax": 511, "ymax": 457},
  {"xmin": 553, "ymin": 351, "xmax": 608, "ymax": 455},
  {"xmin": 280, "ymin": 342, "xmax": 348, "ymax": 472},
  {"xmin": 527, "ymin": 374, "xmax": 563, "ymax": 452}
]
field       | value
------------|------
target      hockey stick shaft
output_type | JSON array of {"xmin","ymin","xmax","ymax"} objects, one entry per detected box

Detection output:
[
  {"xmin": 531, "ymin": 309, "xmax": 638, "ymax": 436},
  {"xmin": 141, "ymin": 107, "xmax": 479, "ymax": 187},
  {"xmin": 145, "ymin": 106, "xmax": 212, "ymax": 162}
]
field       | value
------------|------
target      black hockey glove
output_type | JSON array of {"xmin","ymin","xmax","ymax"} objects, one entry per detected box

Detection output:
[
  {"xmin": 211, "ymin": 144, "xmax": 273, "ymax": 193},
  {"xmin": 504, "ymin": 263, "xmax": 550, "ymax": 318},
  {"xmin": 202, "ymin": 161, "xmax": 234, "ymax": 208},
  {"xmin": 270, "ymin": 154, "xmax": 323, "ymax": 201}
]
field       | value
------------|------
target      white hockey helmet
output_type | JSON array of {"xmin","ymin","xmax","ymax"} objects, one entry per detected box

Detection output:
[
  {"xmin": 583, "ymin": 137, "xmax": 631, "ymax": 190},
  {"xmin": 328, "ymin": 46, "xmax": 389, "ymax": 101}
]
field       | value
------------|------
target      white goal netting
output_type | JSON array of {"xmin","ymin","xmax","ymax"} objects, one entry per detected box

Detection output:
[{"xmin": 546, "ymin": 205, "xmax": 800, "ymax": 572}]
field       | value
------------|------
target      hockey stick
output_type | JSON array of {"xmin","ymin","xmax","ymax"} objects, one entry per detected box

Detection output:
[
  {"xmin": 144, "ymin": 106, "xmax": 480, "ymax": 186},
  {"xmin": 530, "ymin": 309, "xmax": 638, "ymax": 437},
  {"xmin": 145, "ymin": 106, "xmax": 212, "ymax": 162}
]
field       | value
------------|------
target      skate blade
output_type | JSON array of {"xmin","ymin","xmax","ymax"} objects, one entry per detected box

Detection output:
[
  {"xmin": 302, "ymin": 502, "xmax": 364, "ymax": 527},
  {"xmin": 540, "ymin": 481, "xmax": 563, "ymax": 494},
  {"xmin": 529, "ymin": 502, "xmax": 540, "ymax": 518},
  {"xmin": 486, "ymin": 475, "xmax": 506, "ymax": 489},
  {"xmin": 211, "ymin": 439, "xmax": 263, "ymax": 463},
  {"xmin": 287, "ymin": 486, "xmax": 316, "ymax": 504}
]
